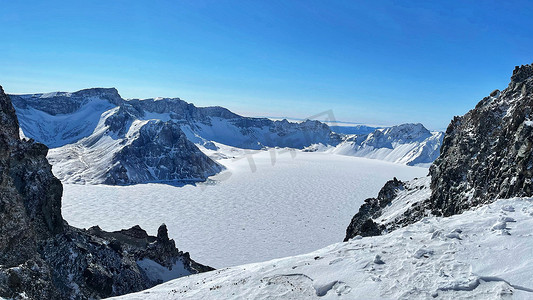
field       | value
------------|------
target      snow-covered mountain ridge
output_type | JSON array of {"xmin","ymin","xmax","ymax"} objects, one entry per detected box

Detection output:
[
  {"xmin": 10, "ymin": 88, "xmax": 441, "ymax": 184},
  {"xmin": 317, "ymin": 123, "xmax": 443, "ymax": 167},
  {"xmin": 10, "ymin": 88, "xmax": 339, "ymax": 150},
  {"xmin": 11, "ymin": 89, "xmax": 337, "ymax": 184},
  {"xmin": 112, "ymin": 197, "xmax": 533, "ymax": 299}
]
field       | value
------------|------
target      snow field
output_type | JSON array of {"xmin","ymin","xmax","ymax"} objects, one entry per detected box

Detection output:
[{"xmin": 62, "ymin": 151, "xmax": 427, "ymax": 268}]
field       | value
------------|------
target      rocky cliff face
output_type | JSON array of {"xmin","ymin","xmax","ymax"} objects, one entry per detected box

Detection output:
[
  {"xmin": 345, "ymin": 63, "xmax": 533, "ymax": 240},
  {"xmin": 430, "ymin": 64, "xmax": 533, "ymax": 216},
  {"xmin": 0, "ymin": 85, "xmax": 212, "ymax": 299}
]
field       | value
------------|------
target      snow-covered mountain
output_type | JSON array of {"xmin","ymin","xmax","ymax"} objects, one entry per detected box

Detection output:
[
  {"xmin": 11, "ymin": 88, "xmax": 441, "ymax": 184},
  {"xmin": 307, "ymin": 123, "xmax": 443, "ymax": 167},
  {"xmin": 10, "ymin": 89, "xmax": 339, "ymax": 184},
  {"xmin": 14, "ymin": 92, "xmax": 223, "ymax": 184}
]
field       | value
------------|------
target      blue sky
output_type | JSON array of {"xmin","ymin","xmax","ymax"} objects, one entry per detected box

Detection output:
[{"xmin": 1, "ymin": 1, "xmax": 532, "ymax": 130}]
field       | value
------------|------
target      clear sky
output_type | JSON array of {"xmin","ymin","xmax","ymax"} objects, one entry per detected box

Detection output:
[{"xmin": 1, "ymin": 1, "xmax": 532, "ymax": 130}]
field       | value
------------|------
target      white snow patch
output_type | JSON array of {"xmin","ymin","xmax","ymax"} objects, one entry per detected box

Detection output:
[
  {"xmin": 14, "ymin": 97, "xmax": 115, "ymax": 148},
  {"xmin": 137, "ymin": 259, "xmax": 192, "ymax": 282}
]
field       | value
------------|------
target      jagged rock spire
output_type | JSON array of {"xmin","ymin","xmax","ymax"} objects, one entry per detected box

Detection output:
[
  {"xmin": 511, "ymin": 64, "xmax": 533, "ymax": 84},
  {"xmin": 0, "ymin": 85, "xmax": 20, "ymax": 140}
]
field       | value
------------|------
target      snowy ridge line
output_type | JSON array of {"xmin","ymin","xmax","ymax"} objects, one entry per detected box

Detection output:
[
  {"xmin": 11, "ymin": 88, "xmax": 441, "ymax": 185},
  {"xmin": 306, "ymin": 123, "xmax": 444, "ymax": 167}
]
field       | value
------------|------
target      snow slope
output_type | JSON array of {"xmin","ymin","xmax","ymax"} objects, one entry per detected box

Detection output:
[
  {"xmin": 327, "ymin": 123, "xmax": 443, "ymax": 167},
  {"xmin": 61, "ymin": 151, "xmax": 427, "ymax": 268},
  {"xmin": 111, "ymin": 197, "xmax": 533, "ymax": 299},
  {"xmin": 13, "ymin": 96, "xmax": 116, "ymax": 148}
]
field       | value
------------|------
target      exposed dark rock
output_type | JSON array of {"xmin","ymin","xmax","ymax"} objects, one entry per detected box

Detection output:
[
  {"xmin": 344, "ymin": 178, "xmax": 404, "ymax": 240},
  {"xmin": 104, "ymin": 120, "xmax": 223, "ymax": 185},
  {"xmin": 345, "ymin": 63, "xmax": 533, "ymax": 241},
  {"xmin": 104, "ymin": 104, "xmax": 137, "ymax": 135},
  {"xmin": 0, "ymin": 85, "xmax": 213, "ymax": 299},
  {"xmin": 429, "ymin": 63, "xmax": 533, "ymax": 216}
]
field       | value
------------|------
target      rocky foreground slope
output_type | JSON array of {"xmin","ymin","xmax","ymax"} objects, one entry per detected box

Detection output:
[
  {"xmin": 113, "ymin": 197, "xmax": 533, "ymax": 299},
  {"xmin": 0, "ymin": 86, "xmax": 211, "ymax": 299},
  {"xmin": 345, "ymin": 63, "xmax": 533, "ymax": 240}
]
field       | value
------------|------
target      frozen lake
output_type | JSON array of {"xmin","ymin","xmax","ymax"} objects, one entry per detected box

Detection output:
[{"xmin": 62, "ymin": 151, "xmax": 428, "ymax": 268}]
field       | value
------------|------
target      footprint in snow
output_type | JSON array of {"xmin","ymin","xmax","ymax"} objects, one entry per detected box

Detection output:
[
  {"xmin": 445, "ymin": 232, "xmax": 461, "ymax": 240},
  {"xmin": 501, "ymin": 205, "xmax": 515, "ymax": 212},
  {"xmin": 314, "ymin": 281, "xmax": 352, "ymax": 297},
  {"xmin": 413, "ymin": 248, "xmax": 434, "ymax": 259},
  {"xmin": 328, "ymin": 258, "xmax": 343, "ymax": 266},
  {"xmin": 491, "ymin": 221, "xmax": 507, "ymax": 231},
  {"xmin": 491, "ymin": 220, "xmax": 511, "ymax": 235},
  {"xmin": 499, "ymin": 216, "xmax": 516, "ymax": 222},
  {"xmin": 444, "ymin": 228, "xmax": 462, "ymax": 239}
]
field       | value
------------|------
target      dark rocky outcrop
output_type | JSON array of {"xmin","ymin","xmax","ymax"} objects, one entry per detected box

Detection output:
[
  {"xmin": 345, "ymin": 63, "xmax": 533, "ymax": 241},
  {"xmin": 0, "ymin": 85, "xmax": 212, "ymax": 299},
  {"xmin": 344, "ymin": 178, "xmax": 407, "ymax": 240},
  {"xmin": 429, "ymin": 64, "xmax": 533, "ymax": 216}
]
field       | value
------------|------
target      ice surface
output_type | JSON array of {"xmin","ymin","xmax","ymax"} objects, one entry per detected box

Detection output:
[{"xmin": 62, "ymin": 151, "xmax": 427, "ymax": 268}]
